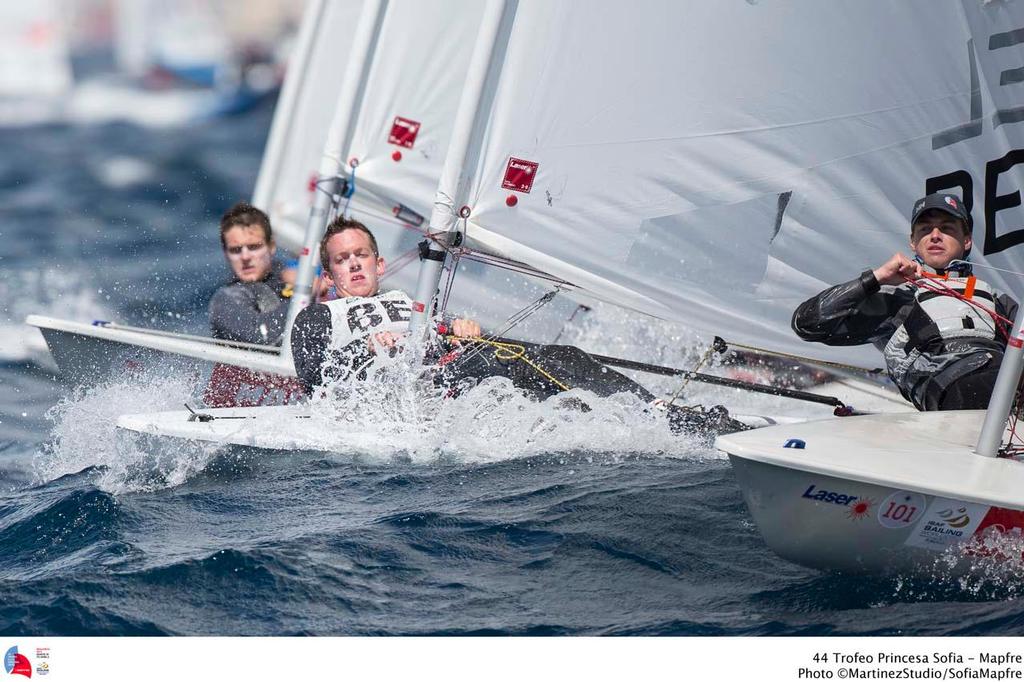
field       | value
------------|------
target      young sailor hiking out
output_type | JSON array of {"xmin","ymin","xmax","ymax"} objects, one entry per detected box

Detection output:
[
  {"xmin": 792, "ymin": 192, "xmax": 1019, "ymax": 411},
  {"xmin": 290, "ymin": 217, "xmax": 747, "ymax": 436}
]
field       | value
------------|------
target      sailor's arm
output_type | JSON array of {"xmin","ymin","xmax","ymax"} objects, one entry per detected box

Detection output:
[
  {"xmin": 373, "ymin": 318, "xmax": 480, "ymax": 350},
  {"xmin": 998, "ymin": 293, "xmax": 1020, "ymax": 330},
  {"xmin": 290, "ymin": 304, "xmax": 332, "ymax": 392},
  {"xmin": 791, "ymin": 268, "xmax": 904, "ymax": 346},
  {"xmin": 871, "ymin": 252, "xmax": 923, "ymax": 286}
]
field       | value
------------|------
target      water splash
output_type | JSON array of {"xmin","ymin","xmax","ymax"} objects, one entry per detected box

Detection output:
[
  {"xmin": 37, "ymin": 369, "xmax": 213, "ymax": 494},
  {"xmin": 926, "ymin": 527, "xmax": 1024, "ymax": 599},
  {"xmin": 254, "ymin": 359, "xmax": 713, "ymax": 466}
]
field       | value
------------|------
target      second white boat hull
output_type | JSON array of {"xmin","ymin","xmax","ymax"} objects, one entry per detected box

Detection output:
[
  {"xmin": 719, "ymin": 411, "xmax": 1024, "ymax": 575},
  {"xmin": 27, "ymin": 314, "xmax": 304, "ymax": 407}
]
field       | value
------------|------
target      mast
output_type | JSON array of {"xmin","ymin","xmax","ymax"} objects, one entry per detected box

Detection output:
[
  {"xmin": 407, "ymin": 0, "xmax": 518, "ymax": 342},
  {"xmin": 975, "ymin": 308, "xmax": 1024, "ymax": 457},
  {"xmin": 251, "ymin": 0, "xmax": 326, "ymax": 212},
  {"xmin": 280, "ymin": 0, "xmax": 388, "ymax": 356}
]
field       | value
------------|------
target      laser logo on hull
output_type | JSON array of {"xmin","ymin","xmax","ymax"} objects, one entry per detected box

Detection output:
[{"xmin": 800, "ymin": 484, "xmax": 859, "ymax": 507}]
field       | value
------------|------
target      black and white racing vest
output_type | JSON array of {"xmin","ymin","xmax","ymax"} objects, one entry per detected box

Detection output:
[
  {"xmin": 899, "ymin": 276, "xmax": 997, "ymax": 350},
  {"xmin": 883, "ymin": 275, "xmax": 999, "ymax": 406},
  {"xmin": 322, "ymin": 289, "xmax": 414, "ymax": 381}
]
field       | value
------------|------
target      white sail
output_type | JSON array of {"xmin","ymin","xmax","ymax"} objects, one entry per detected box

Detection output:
[
  {"xmin": 259, "ymin": 0, "xmax": 487, "ymax": 256},
  {"xmin": 343, "ymin": 0, "xmax": 487, "ymax": 223},
  {"xmin": 318, "ymin": 0, "xmax": 572, "ymax": 332},
  {"xmin": 429, "ymin": 0, "xmax": 1024, "ymax": 367},
  {"xmin": 253, "ymin": 0, "xmax": 365, "ymax": 252}
]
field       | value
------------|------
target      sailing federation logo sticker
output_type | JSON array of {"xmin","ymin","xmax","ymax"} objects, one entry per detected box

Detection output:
[
  {"xmin": 502, "ymin": 157, "xmax": 539, "ymax": 193},
  {"xmin": 3, "ymin": 647, "xmax": 31, "ymax": 678},
  {"xmin": 876, "ymin": 490, "xmax": 926, "ymax": 529},
  {"xmin": 904, "ymin": 497, "xmax": 988, "ymax": 551},
  {"xmin": 388, "ymin": 117, "xmax": 421, "ymax": 149}
]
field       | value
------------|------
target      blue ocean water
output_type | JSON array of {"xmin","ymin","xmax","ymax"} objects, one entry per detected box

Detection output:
[{"xmin": 3, "ymin": 104, "xmax": 1024, "ymax": 637}]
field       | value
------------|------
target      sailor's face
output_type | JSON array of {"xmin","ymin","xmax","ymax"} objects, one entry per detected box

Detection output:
[
  {"xmin": 910, "ymin": 210, "xmax": 971, "ymax": 270},
  {"xmin": 323, "ymin": 229, "xmax": 385, "ymax": 298},
  {"xmin": 223, "ymin": 224, "xmax": 275, "ymax": 282}
]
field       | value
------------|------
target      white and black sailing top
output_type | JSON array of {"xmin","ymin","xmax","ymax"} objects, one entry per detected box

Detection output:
[
  {"xmin": 793, "ymin": 269, "xmax": 1018, "ymax": 411},
  {"xmin": 290, "ymin": 289, "xmax": 416, "ymax": 390}
]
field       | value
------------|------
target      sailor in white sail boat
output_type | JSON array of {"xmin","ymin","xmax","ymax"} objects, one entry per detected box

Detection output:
[
  {"xmin": 209, "ymin": 202, "xmax": 295, "ymax": 345},
  {"xmin": 290, "ymin": 217, "xmax": 746, "ymax": 435},
  {"xmin": 792, "ymin": 192, "xmax": 1018, "ymax": 411}
]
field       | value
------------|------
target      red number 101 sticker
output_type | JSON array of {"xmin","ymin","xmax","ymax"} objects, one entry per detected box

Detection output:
[{"xmin": 877, "ymin": 490, "xmax": 927, "ymax": 529}]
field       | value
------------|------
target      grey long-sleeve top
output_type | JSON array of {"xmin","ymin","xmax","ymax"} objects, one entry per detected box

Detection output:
[{"xmin": 208, "ymin": 262, "xmax": 290, "ymax": 345}]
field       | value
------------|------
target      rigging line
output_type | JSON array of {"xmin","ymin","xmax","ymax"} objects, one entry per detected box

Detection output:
[
  {"xmin": 945, "ymin": 259, "xmax": 1024, "ymax": 276},
  {"xmin": 666, "ymin": 341, "xmax": 718, "ymax": 407},
  {"xmin": 449, "ymin": 301, "xmax": 551, "ymax": 368},
  {"xmin": 718, "ymin": 338, "xmax": 883, "ymax": 375},
  {"xmin": 312, "ymin": 174, "xmax": 339, "ymax": 198},
  {"xmin": 903, "ymin": 275, "xmax": 1013, "ymax": 339},
  {"xmin": 445, "ymin": 335, "xmax": 851, "ymax": 410},
  {"xmin": 448, "ymin": 291, "xmax": 560, "ymax": 368},
  {"xmin": 422, "ymin": 225, "xmax": 572, "ymax": 286},
  {"xmin": 439, "ymin": 255, "xmax": 460, "ymax": 317},
  {"xmin": 454, "ymin": 251, "xmax": 577, "ymax": 287},
  {"xmin": 438, "ymin": 216, "xmax": 469, "ymax": 317},
  {"xmin": 442, "ymin": 336, "xmax": 571, "ymax": 391},
  {"xmin": 550, "ymin": 303, "xmax": 591, "ymax": 345},
  {"xmin": 418, "ymin": 228, "xmax": 578, "ymax": 288},
  {"xmin": 346, "ymin": 204, "xmax": 433, "ymax": 234},
  {"xmin": 379, "ymin": 246, "xmax": 421, "ymax": 282}
]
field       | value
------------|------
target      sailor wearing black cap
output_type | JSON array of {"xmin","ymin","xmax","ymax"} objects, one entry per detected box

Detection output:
[{"xmin": 792, "ymin": 192, "xmax": 1018, "ymax": 411}]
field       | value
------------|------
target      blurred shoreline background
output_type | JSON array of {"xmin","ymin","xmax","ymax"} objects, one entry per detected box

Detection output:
[{"xmin": 1, "ymin": 0, "xmax": 306, "ymax": 128}]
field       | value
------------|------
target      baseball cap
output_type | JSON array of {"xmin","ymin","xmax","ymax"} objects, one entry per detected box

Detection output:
[{"xmin": 910, "ymin": 192, "xmax": 972, "ymax": 232}]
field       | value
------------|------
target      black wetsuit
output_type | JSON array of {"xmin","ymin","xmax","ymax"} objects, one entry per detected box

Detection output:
[
  {"xmin": 209, "ymin": 261, "xmax": 291, "ymax": 345},
  {"xmin": 793, "ymin": 270, "xmax": 1017, "ymax": 410},
  {"xmin": 290, "ymin": 290, "xmax": 746, "ymax": 435},
  {"xmin": 437, "ymin": 341, "xmax": 657, "ymax": 401},
  {"xmin": 288, "ymin": 291, "xmax": 647, "ymax": 398}
]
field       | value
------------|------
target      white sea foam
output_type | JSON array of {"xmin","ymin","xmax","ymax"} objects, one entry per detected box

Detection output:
[
  {"xmin": 40, "ymin": 351, "xmax": 720, "ymax": 495},
  {"xmin": 38, "ymin": 369, "xmax": 214, "ymax": 494},
  {"xmin": 37, "ymin": 298, "xmax": 845, "ymax": 495},
  {"xmin": 927, "ymin": 527, "xmax": 1024, "ymax": 597},
  {"xmin": 298, "ymin": 371, "xmax": 712, "ymax": 466}
]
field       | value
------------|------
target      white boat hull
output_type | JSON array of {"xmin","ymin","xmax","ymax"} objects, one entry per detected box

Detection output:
[
  {"xmin": 27, "ymin": 314, "xmax": 291, "ymax": 378},
  {"xmin": 718, "ymin": 411, "xmax": 1024, "ymax": 574},
  {"xmin": 117, "ymin": 405, "xmax": 319, "ymax": 450},
  {"xmin": 116, "ymin": 403, "xmax": 804, "ymax": 454},
  {"xmin": 26, "ymin": 314, "xmax": 304, "ymax": 406}
]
